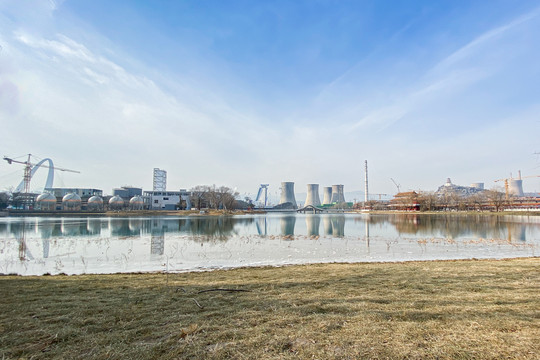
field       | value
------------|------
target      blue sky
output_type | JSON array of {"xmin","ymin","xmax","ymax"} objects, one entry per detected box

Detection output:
[{"xmin": 1, "ymin": 0, "xmax": 539, "ymax": 199}]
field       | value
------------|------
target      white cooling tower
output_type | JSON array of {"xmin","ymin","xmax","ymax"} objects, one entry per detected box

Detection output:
[
  {"xmin": 330, "ymin": 184, "xmax": 346, "ymax": 203},
  {"xmin": 279, "ymin": 182, "xmax": 297, "ymax": 208},
  {"xmin": 305, "ymin": 184, "xmax": 321, "ymax": 207},
  {"xmin": 470, "ymin": 183, "xmax": 484, "ymax": 190},
  {"xmin": 322, "ymin": 187, "xmax": 332, "ymax": 205},
  {"xmin": 508, "ymin": 179, "xmax": 524, "ymax": 197}
]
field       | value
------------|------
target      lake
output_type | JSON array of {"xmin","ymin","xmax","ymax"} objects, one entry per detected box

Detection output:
[{"xmin": 0, "ymin": 213, "xmax": 538, "ymax": 275}]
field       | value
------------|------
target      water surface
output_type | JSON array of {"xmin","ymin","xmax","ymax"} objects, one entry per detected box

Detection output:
[{"xmin": 0, "ymin": 213, "xmax": 538, "ymax": 275}]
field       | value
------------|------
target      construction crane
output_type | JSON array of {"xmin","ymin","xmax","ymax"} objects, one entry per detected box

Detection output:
[
  {"xmin": 3, "ymin": 154, "xmax": 80, "ymax": 194},
  {"xmin": 494, "ymin": 171, "xmax": 540, "ymax": 200},
  {"xmin": 255, "ymin": 184, "xmax": 269, "ymax": 207},
  {"xmin": 370, "ymin": 193, "xmax": 388, "ymax": 201},
  {"xmin": 390, "ymin": 178, "xmax": 401, "ymax": 194},
  {"xmin": 493, "ymin": 178, "xmax": 510, "ymax": 200}
]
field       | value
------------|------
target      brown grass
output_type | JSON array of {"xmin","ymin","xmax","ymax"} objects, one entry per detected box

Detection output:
[{"xmin": 1, "ymin": 258, "xmax": 539, "ymax": 359}]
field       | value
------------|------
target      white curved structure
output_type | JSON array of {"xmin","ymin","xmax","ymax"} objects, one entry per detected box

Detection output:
[
  {"xmin": 305, "ymin": 184, "xmax": 321, "ymax": 207},
  {"xmin": 330, "ymin": 184, "xmax": 346, "ymax": 203},
  {"xmin": 15, "ymin": 158, "xmax": 55, "ymax": 193},
  {"xmin": 322, "ymin": 187, "xmax": 332, "ymax": 205},
  {"xmin": 279, "ymin": 182, "xmax": 297, "ymax": 208}
]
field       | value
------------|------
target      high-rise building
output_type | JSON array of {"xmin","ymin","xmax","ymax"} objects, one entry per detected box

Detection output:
[{"xmin": 153, "ymin": 168, "xmax": 167, "ymax": 191}]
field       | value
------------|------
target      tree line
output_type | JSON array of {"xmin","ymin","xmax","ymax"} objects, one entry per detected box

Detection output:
[{"xmin": 189, "ymin": 185, "xmax": 240, "ymax": 210}]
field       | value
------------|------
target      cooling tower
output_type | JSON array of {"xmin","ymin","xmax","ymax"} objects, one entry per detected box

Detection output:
[
  {"xmin": 322, "ymin": 187, "xmax": 333, "ymax": 205},
  {"xmin": 330, "ymin": 184, "xmax": 346, "ymax": 203},
  {"xmin": 305, "ymin": 184, "xmax": 321, "ymax": 207},
  {"xmin": 279, "ymin": 182, "xmax": 297, "ymax": 208},
  {"xmin": 470, "ymin": 183, "xmax": 484, "ymax": 190},
  {"xmin": 508, "ymin": 179, "xmax": 524, "ymax": 197}
]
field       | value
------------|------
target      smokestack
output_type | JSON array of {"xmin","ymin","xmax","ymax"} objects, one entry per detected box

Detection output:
[
  {"xmin": 364, "ymin": 160, "xmax": 368, "ymax": 203},
  {"xmin": 305, "ymin": 184, "xmax": 321, "ymax": 207},
  {"xmin": 330, "ymin": 184, "xmax": 346, "ymax": 203},
  {"xmin": 279, "ymin": 182, "xmax": 297, "ymax": 208},
  {"xmin": 322, "ymin": 187, "xmax": 332, "ymax": 205}
]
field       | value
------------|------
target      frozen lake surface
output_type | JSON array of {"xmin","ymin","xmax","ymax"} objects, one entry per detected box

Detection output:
[{"xmin": 0, "ymin": 213, "xmax": 538, "ymax": 275}]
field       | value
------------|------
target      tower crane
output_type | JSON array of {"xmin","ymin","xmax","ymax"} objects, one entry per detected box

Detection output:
[
  {"xmin": 494, "ymin": 171, "xmax": 540, "ymax": 200},
  {"xmin": 3, "ymin": 154, "xmax": 80, "ymax": 194},
  {"xmin": 390, "ymin": 178, "xmax": 401, "ymax": 194},
  {"xmin": 370, "ymin": 193, "xmax": 388, "ymax": 201}
]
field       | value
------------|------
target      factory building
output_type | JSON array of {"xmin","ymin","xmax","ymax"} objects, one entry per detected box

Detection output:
[
  {"xmin": 45, "ymin": 188, "xmax": 103, "ymax": 198},
  {"xmin": 144, "ymin": 190, "xmax": 191, "ymax": 210},
  {"xmin": 43, "ymin": 188, "xmax": 103, "ymax": 211},
  {"xmin": 113, "ymin": 186, "xmax": 142, "ymax": 199}
]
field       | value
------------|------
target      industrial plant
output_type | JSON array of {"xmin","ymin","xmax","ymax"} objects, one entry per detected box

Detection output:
[{"xmin": 1, "ymin": 154, "xmax": 539, "ymax": 214}]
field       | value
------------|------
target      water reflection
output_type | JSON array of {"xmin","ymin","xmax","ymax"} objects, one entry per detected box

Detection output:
[
  {"xmin": 331, "ymin": 215, "xmax": 345, "ymax": 237},
  {"xmin": 280, "ymin": 216, "xmax": 296, "ymax": 236},
  {"xmin": 0, "ymin": 214, "xmax": 538, "ymax": 275},
  {"xmin": 387, "ymin": 214, "xmax": 531, "ymax": 241},
  {"xmin": 305, "ymin": 215, "xmax": 320, "ymax": 236}
]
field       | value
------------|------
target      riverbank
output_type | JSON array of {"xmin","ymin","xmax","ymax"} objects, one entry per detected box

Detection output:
[
  {"xmin": 3, "ymin": 209, "xmax": 266, "ymax": 217},
  {"xmin": 4, "ymin": 208, "xmax": 540, "ymax": 217},
  {"xmin": 1, "ymin": 258, "xmax": 538, "ymax": 359}
]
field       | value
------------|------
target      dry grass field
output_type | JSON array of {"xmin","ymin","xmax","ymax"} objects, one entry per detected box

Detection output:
[{"xmin": 1, "ymin": 258, "xmax": 539, "ymax": 359}]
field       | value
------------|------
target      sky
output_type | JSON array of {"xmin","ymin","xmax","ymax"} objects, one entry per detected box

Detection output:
[{"xmin": 1, "ymin": 0, "xmax": 540, "ymax": 200}]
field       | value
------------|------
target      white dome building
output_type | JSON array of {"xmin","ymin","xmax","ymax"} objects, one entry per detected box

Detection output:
[
  {"xmin": 36, "ymin": 193, "xmax": 57, "ymax": 211},
  {"xmin": 62, "ymin": 193, "xmax": 81, "ymax": 211},
  {"xmin": 129, "ymin": 195, "xmax": 144, "ymax": 210},
  {"xmin": 87, "ymin": 195, "xmax": 104, "ymax": 211},
  {"xmin": 108, "ymin": 195, "xmax": 124, "ymax": 210}
]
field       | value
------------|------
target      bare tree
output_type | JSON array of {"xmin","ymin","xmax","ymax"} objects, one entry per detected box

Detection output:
[
  {"xmin": 218, "ymin": 186, "xmax": 239, "ymax": 210},
  {"xmin": 418, "ymin": 191, "xmax": 438, "ymax": 211},
  {"xmin": 204, "ymin": 185, "xmax": 220, "ymax": 209},
  {"xmin": 190, "ymin": 185, "xmax": 208, "ymax": 210},
  {"xmin": 486, "ymin": 188, "xmax": 506, "ymax": 212}
]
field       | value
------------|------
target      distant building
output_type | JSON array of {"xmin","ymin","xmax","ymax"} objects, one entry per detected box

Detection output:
[
  {"xmin": 436, "ymin": 178, "xmax": 485, "ymax": 197},
  {"xmin": 153, "ymin": 168, "xmax": 167, "ymax": 192},
  {"xmin": 144, "ymin": 189, "xmax": 191, "ymax": 210},
  {"xmin": 44, "ymin": 188, "xmax": 103, "ymax": 211},
  {"xmin": 390, "ymin": 191, "xmax": 420, "ymax": 211},
  {"xmin": 113, "ymin": 186, "xmax": 142, "ymax": 199},
  {"xmin": 45, "ymin": 188, "xmax": 103, "ymax": 198}
]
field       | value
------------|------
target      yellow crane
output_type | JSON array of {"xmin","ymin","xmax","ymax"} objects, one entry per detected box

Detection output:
[
  {"xmin": 3, "ymin": 154, "xmax": 80, "ymax": 194},
  {"xmin": 494, "ymin": 171, "xmax": 540, "ymax": 200}
]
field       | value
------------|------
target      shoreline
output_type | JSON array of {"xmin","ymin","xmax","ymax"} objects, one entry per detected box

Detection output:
[
  {"xmin": 3, "ymin": 208, "xmax": 540, "ymax": 217},
  {"xmin": 2, "ymin": 255, "xmax": 538, "ymax": 278}
]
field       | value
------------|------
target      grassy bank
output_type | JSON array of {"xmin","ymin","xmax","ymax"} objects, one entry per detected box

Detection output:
[{"xmin": 1, "ymin": 258, "xmax": 539, "ymax": 359}]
